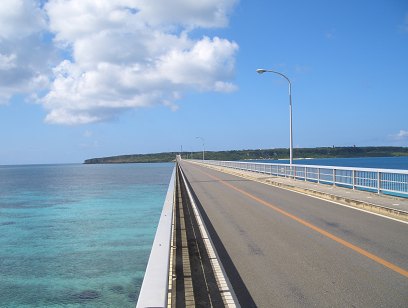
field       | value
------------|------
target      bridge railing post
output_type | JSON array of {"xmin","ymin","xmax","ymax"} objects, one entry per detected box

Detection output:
[{"xmin": 352, "ymin": 170, "xmax": 356, "ymax": 190}]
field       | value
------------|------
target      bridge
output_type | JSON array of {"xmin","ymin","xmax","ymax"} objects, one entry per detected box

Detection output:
[{"xmin": 137, "ymin": 158, "xmax": 408, "ymax": 307}]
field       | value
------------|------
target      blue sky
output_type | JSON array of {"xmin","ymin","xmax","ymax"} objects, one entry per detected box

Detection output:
[{"xmin": 0, "ymin": 0, "xmax": 407, "ymax": 164}]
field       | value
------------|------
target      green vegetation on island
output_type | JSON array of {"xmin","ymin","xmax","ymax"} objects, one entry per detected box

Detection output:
[{"xmin": 84, "ymin": 146, "xmax": 408, "ymax": 164}]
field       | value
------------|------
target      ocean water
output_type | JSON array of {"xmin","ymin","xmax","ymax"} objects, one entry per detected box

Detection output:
[
  {"xmin": 0, "ymin": 163, "xmax": 174, "ymax": 307},
  {"xmin": 252, "ymin": 156, "xmax": 408, "ymax": 170}
]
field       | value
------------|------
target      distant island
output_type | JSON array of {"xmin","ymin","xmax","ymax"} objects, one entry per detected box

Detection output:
[{"xmin": 84, "ymin": 146, "xmax": 408, "ymax": 164}]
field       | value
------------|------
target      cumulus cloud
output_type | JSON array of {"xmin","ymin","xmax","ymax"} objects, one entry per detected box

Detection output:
[
  {"xmin": 0, "ymin": 0, "xmax": 238, "ymax": 123},
  {"xmin": 0, "ymin": 0, "xmax": 46, "ymax": 39},
  {"xmin": 135, "ymin": 0, "xmax": 236, "ymax": 29},
  {"xmin": 38, "ymin": 0, "xmax": 238, "ymax": 124},
  {"xmin": 393, "ymin": 130, "xmax": 408, "ymax": 140},
  {"xmin": 0, "ymin": 0, "xmax": 53, "ymax": 104}
]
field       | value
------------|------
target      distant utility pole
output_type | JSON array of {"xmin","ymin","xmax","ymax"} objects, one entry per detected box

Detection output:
[{"xmin": 196, "ymin": 137, "xmax": 205, "ymax": 161}]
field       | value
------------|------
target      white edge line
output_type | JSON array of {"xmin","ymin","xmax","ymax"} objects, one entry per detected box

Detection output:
[
  {"xmin": 191, "ymin": 161, "xmax": 408, "ymax": 226},
  {"xmin": 179, "ymin": 164, "xmax": 241, "ymax": 308}
]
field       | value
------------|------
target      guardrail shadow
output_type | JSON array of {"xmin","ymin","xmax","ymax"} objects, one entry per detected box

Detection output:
[{"xmin": 183, "ymin": 172, "xmax": 257, "ymax": 307}]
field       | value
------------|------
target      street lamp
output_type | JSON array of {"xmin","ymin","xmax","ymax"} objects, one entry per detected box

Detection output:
[
  {"xmin": 257, "ymin": 68, "xmax": 293, "ymax": 166},
  {"xmin": 196, "ymin": 137, "xmax": 205, "ymax": 161}
]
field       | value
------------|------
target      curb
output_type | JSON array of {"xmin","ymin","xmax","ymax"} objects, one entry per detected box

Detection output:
[{"xmin": 193, "ymin": 162, "xmax": 408, "ymax": 223}]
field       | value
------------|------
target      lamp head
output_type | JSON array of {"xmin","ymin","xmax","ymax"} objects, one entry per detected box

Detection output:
[{"xmin": 256, "ymin": 69, "xmax": 267, "ymax": 74}]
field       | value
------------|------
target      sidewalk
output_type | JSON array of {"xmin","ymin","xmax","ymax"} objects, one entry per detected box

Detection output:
[{"xmin": 192, "ymin": 162, "xmax": 408, "ymax": 222}]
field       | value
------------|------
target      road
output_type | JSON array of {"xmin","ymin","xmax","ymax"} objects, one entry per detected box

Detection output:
[{"xmin": 179, "ymin": 161, "xmax": 408, "ymax": 307}]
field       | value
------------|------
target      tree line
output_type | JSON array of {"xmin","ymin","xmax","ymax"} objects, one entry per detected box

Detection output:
[{"xmin": 84, "ymin": 146, "xmax": 408, "ymax": 164}]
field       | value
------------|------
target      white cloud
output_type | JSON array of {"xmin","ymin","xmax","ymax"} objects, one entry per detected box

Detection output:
[
  {"xmin": 0, "ymin": 53, "xmax": 16, "ymax": 70},
  {"xmin": 393, "ymin": 130, "xmax": 408, "ymax": 140},
  {"xmin": 0, "ymin": 0, "xmax": 53, "ymax": 104},
  {"xmin": 0, "ymin": 0, "xmax": 238, "ymax": 123},
  {"xmin": 135, "ymin": 0, "xmax": 236, "ymax": 29},
  {"xmin": 39, "ymin": 0, "xmax": 239, "ymax": 124},
  {"xmin": 0, "ymin": 0, "xmax": 46, "ymax": 39},
  {"xmin": 156, "ymin": 36, "xmax": 238, "ymax": 90}
]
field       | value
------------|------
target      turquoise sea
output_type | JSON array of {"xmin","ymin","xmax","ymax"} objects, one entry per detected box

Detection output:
[
  {"xmin": 0, "ymin": 163, "xmax": 174, "ymax": 307},
  {"xmin": 0, "ymin": 157, "xmax": 406, "ymax": 307},
  {"xmin": 252, "ymin": 156, "xmax": 408, "ymax": 169}
]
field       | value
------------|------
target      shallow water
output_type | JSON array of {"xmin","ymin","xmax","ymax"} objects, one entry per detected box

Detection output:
[{"xmin": 0, "ymin": 163, "xmax": 174, "ymax": 307}]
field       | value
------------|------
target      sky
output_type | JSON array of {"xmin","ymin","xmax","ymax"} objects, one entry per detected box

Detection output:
[{"xmin": 0, "ymin": 0, "xmax": 407, "ymax": 164}]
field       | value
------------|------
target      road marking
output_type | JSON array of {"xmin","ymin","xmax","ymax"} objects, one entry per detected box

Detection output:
[
  {"xmin": 179, "ymin": 166, "xmax": 239, "ymax": 307},
  {"xmin": 295, "ymin": 191, "xmax": 408, "ymax": 225},
  {"xmin": 195, "ymin": 167, "xmax": 408, "ymax": 279},
  {"xmin": 194, "ymin": 162, "xmax": 408, "ymax": 225}
]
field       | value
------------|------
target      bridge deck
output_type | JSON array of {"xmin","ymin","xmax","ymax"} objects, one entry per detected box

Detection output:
[
  {"xmin": 179, "ymin": 160, "xmax": 408, "ymax": 307},
  {"xmin": 194, "ymin": 161, "xmax": 408, "ymax": 217}
]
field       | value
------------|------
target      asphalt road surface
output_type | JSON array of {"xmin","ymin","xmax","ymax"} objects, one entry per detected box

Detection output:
[{"xmin": 179, "ymin": 161, "xmax": 408, "ymax": 307}]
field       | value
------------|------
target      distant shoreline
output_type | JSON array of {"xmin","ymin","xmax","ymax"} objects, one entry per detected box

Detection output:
[{"xmin": 84, "ymin": 146, "xmax": 408, "ymax": 164}]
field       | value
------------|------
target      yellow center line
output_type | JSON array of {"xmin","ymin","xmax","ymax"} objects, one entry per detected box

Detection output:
[{"xmin": 195, "ymin": 167, "xmax": 408, "ymax": 279}]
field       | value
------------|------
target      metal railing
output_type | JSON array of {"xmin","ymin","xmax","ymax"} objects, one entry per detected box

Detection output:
[
  {"xmin": 136, "ymin": 166, "xmax": 176, "ymax": 308},
  {"xmin": 195, "ymin": 160, "xmax": 408, "ymax": 198}
]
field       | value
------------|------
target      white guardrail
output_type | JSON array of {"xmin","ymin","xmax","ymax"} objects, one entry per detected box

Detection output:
[
  {"xmin": 195, "ymin": 160, "xmax": 408, "ymax": 198},
  {"xmin": 136, "ymin": 166, "xmax": 176, "ymax": 308}
]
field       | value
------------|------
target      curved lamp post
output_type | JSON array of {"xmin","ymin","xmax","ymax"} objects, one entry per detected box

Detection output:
[
  {"xmin": 256, "ymin": 69, "xmax": 293, "ymax": 166},
  {"xmin": 196, "ymin": 136, "xmax": 205, "ymax": 161}
]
